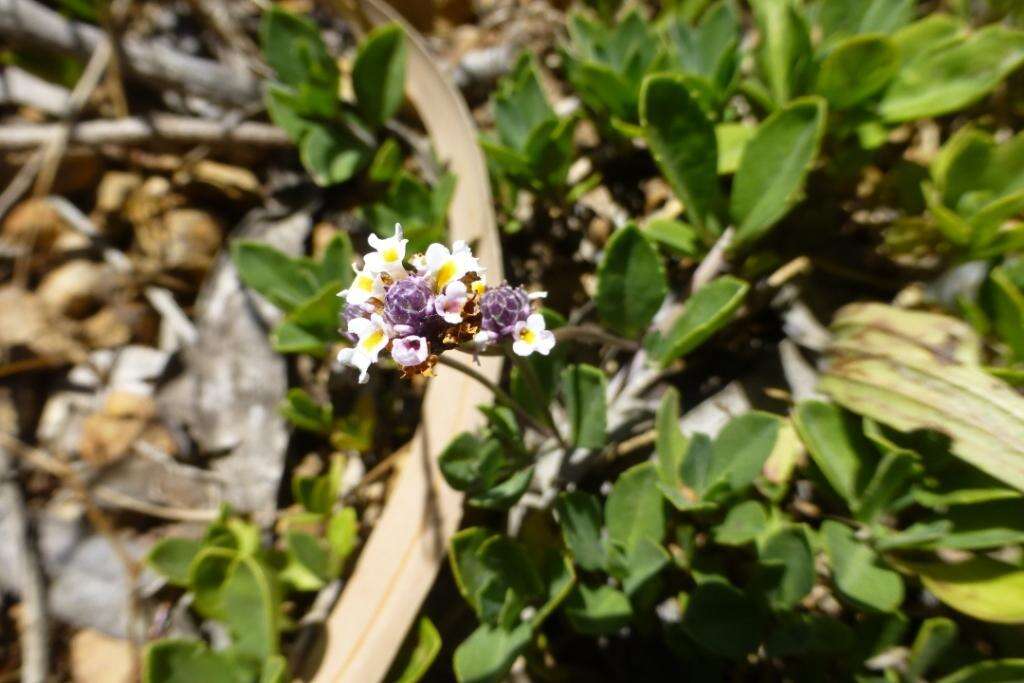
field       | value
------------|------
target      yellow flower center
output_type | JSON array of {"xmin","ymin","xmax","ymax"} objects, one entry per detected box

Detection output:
[
  {"xmin": 357, "ymin": 274, "xmax": 374, "ymax": 292},
  {"xmin": 383, "ymin": 246, "xmax": 399, "ymax": 262},
  {"xmin": 520, "ymin": 328, "xmax": 536, "ymax": 344},
  {"xmin": 436, "ymin": 260, "xmax": 457, "ymax": 290},
  {"xmin": 471, "ymin": 280, "xmax": 486, "ymax": 296},
  {"xmin": 360, "ymin": 330, "xmax": 385, "ymax": 352}
]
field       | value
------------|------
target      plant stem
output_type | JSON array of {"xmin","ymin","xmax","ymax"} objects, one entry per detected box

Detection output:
[
  {"xmin": 506, "ymin": 349, "xmax": 571, "ymax": 452},
  {"xmin": 435, "ymin": 354, "xmax": 553, "ymax": 438},
  {"xmin": 553, "ymin": 324, "xmax": 640, "ymax": 351}
]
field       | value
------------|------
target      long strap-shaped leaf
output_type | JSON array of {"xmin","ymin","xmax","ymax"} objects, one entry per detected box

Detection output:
[
  {"xmin": 310, "ymin": 1, "xmax": 502, "ymax": 681},
  {"xmin": 820, "ymin": 303, "xmax": 1024, "ymax": 493}
]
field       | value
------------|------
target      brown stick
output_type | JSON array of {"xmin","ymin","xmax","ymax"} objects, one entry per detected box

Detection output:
[
  {"xmin": 0, "ymin": 0, "xmax": 260, "ymax": 105},
  {"xmin": 0, "ymin": 114, "xmax": 291, "ymax": 149}
]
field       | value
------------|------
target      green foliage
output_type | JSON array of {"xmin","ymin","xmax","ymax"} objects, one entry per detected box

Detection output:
[
  {"xmin": 560, "ymin": 364, "xmax": 607, "ymax": 449},
  {"xmin": 388, "ymin": 617, "xmax": 442, "ymax": 683},
  {"xmin": 730, "ymin": 97, "xmax": 826, "ymax": 247},
  {"xmin": 562, "ymin": 9, "xmax": 666, "ymax": 130},
  {"xmin": 231, "ymin": 233, "xmax": 353, "ymax": 356},
  {"xmin": 482, "ymin": 54, "xmax": 577, "ymax": 196},
  {"xmin": 144, "ymin": 461, "xmax": 360, "ymax": 683},
  {"xmin": 260, "ymin": 9, "xmax": 409, "ymax": 185},
  {"xmin": 439, "ymin": 407, "xmax": 533, "ymax": 509},
  {"xmin": 361, "ymin": 171, "xmax": 456, "ymax": 253},
  {"xmin": 645, "ymin": 276, "xmax": 748, "ymax": 367},
  {"xmin": 595, "ymin": 225, "xmax": 668, "ymax": 338},
  {"xmin": 640, "ymin": 73, "xmax": 723, "ymax": 238}
]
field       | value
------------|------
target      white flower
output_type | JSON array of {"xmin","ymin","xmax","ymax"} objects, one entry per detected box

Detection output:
[
  {"xmin": 434, "ymin": 281, "xmax": 469, "ymax": 324},
  {"xmin": 364, "ymin": 223, "xmax": 408, "ymax": 281},
  {"xmin": 341, "ymin": 263, "xmax": 385, "ymax": 306},
  {"xmin": 338, "ymin": 313, "xmax": 391, "ymax": 383},
  {"xmin": 423, "ymin": 240, "xmax": 483, "ymax": 291},
  {"xmin": 391, "ymin": 335, "xmax": 429, "ymax": 367},
  {"xmin": 512, "ymin": 313, "xmax": 555, "ymax": 356}
]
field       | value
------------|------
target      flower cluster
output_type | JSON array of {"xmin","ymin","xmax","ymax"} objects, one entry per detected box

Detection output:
[{"xmin": 337, "ymin": 225, "xmax": 554, "ymax": 383}]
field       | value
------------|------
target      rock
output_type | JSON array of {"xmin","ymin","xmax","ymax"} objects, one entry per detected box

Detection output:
[
  {"xmin": 137, "ymin": 208, "xmax": 222, "ymax": 271},
  {"xmin": 69, "ymin": 629, "xmax": 134, "ymax": 683},
  {"xmin": 183, "ymin": 209, "xmax": 311, "ymax": 524},
  {"xmin": 1, "ymin": 198, "xmax": 68, "ymax": 252},
  {"xmin": 36, "ymin": 260, "xmax": 111, "ymax": 319},
  {"xmin": 78, "ymin": 391, "xmax": 157, "ymax": 466},
  {"xmin": 94, "ymin": 171, "xmax": 143, "ymax": 217}
]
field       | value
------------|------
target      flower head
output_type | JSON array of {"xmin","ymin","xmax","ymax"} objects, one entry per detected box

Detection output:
[
  {"xmin": 480, "ymin": 284, "xmax": 531, "ymax": 337},
  {"xmin": 423, "ymin": 240, "xmax": 483, "ymax": 291},
  {"xmin": 384, "ymin": 275, "xmax": 435, "ymax": 335},
  {"xmin": 434, "ymin": 281, "xmax": 470, "ymax": 324},
  {"xmin": 338, "ymin": 313, "xmax": 391, "ymax": 383},
  {"xmin": 512, "ymin": 313, "xmax": 555, "ymax": 357},
  {"xmin": 341, "ymin": 263, "xmax": 385, "ymax": 306},
  {"xmin": 392, "ymin": 335, "xmax": 430, "ymax": 367},
  {"xmin": 334, "ymin": 224, "xmax": 553, "ymax": 383},
  {"xmin": 364, "ymin": 224, "xmax": 408, "ymax": 281}
]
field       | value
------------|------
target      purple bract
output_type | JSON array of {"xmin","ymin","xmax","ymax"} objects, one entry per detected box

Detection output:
[
  {"xmin": 480, "ymin": 284, "xmax": 530, "ymax": 337},
  {"xmin": 384, "ymin": 276, "xmax": 435, "ymax": 333}
]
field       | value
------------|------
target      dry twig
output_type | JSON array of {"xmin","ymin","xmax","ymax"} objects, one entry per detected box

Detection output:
[{"xmin": 0, "ymin": 0, "xmax": 260, "ymax": 105}]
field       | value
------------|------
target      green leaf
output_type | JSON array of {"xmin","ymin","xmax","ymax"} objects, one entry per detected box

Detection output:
[
  {"xmin": 493, "ymin": 53, "xmax": 556, "ymax": 151},
  {"xmin": 280, "ymin": 531, "xmax": 330, "ymax": 591},
  {"xmin": 326, "ymin": 507, "xmax": 359, "ymax": 571},
  {"xmin": 899, "ymin": 555, "xmax": 1024, "ymax": 624},
  {"xmin": 855, "ymin": 448, "xmax": 920, "ymax": 523},
  {"xmin": 682, "ymin": 580, "xmax": 764, "ymax": 659},
  {"xmin": 820, "ymin": 303, "xmax": 1024, "ymax": 494},
  {"xmin": 715, "ymin": 122, "xmax": 756, "ymax": 175},
  {"xmin": 564, "ymin": 583, "xmax": 632, "ymax": 636},
  {"xmin": 142, "ymin": 639, "xmax": 242, "ymax": 683},
  {"xmin": 291, "ymin": 454, "xmax": 342, "ymax": 515},
  {"xmin": 299, "ymin": 123, "xmax": 369, "ymax": 186},
  {"xmin": 272, "ymin": 281, "xmax": 343, "ymax": 356},
  {"xmin": 938, "ymin": 660, "xmax": 1024, "ymax": 683},
  {"xmin": 985, "ymin": 266, "xmax": 1024, "ymax": 361},
  {"xmin": 907, "ymin": 617, "xmax": 958, "ymax": 682},
  {"xmin": 821, "ymin": 520, "xmax": 903, "ymax": 613},
  {"xmin": 605, "ymin": 463, "xmax": 666, "ymax": 554},
  {"xmin": 468, "ymin": 466, "xmax": 533, "ymax": 510},
  {"xmin": 765, "ymin": 613, "xmax": 854, "ymax": 657},
  {"xmin": 352, "ymin": 24, "xmax": 407, "ymax": 128},
  {"xmin": 452, "ymin": 622, "xmax": 532, "ymax": 683},
  {"xmin": 640, "ymin": 73, "xmax": 723, "ymax": 235},
  {"xmin": 260, "ymin": 7, "xmax": 337, "ymax": 96},
  {"xmin": 317, "ymin": 231, "xmax": 355, "ymax": 289},
  {"xmin": 368, "ymin": 137, "xmax": 403, "ymax": 183},
  {"xmin": 561, "ymin": 364, "xmax": 607, "ymax": 449},
  {"xmin": 713, "ymin": 500, "xmax": 768, "ymax": 546},
  {"xmin": 231, "ymin": 241, "xmax": 320, "ymax": 312},
  {"xmin": 752, "ymin": 0, "xmax": 812, "ymax": 105},
  {"xmin": 793, "ymin": 400, "xmax": 875, "ymax": 508},
  {"xmin": 923, "ymin": 500, "xmax": 1024, "ymax": 551},
  {"xmin": 260, "ymin": 656, "xmax": 288, "ymax": 683},
  {"xmin": 730, "ymin": 97, "xmax": 826, "ymax": 246},
  {"xmin": 556, "ymin": 491, "xmax": 606, "ymax": 572},
  {"xmin": 879, "ymin": 25, "xmax": 1024, "ymax": 122},
  {"xmin": 217, "ymin": 556, "xmax": 280, "ymax": 661},
  {"xmin": 646, "ymin": 276, "xmax": 748, "ymax": 368},
  {"xmin": 815, "ymin": 34, "xmax": 898, "ymax": 109},
  {"xmin": 817, "ymin": 0, "xmax": 914, "ymax": 42},
  {"xmin": 642, "ymin": 218, "xmax": 701, "ymax": 256},
  {"xmin": 596, "ymin": 225, "xmax": 668, "ymax": 338},
  {"xmin": 280, "ymin": 388, "xmax": 333, "ymax": 434},
  {"xmin": 613, "ymin": 536, "xmax": 670, "ymax": 597},
  {"xmin": 146, "ymin": 537, "xmax": 202, "ymax": 587},
  {"xmin": 707, "ymin": 411, "xmax": 781, "ymax": 495},
  {"xmin": 391, "ymin": 617, "xmax": 442, "ymax": 683},
  {"xmin": 756, "ymin": 525, "xmax": 814, "ymax": 610}
]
